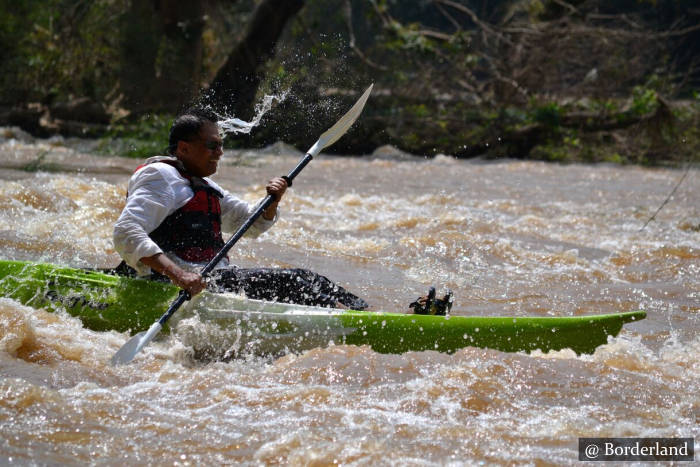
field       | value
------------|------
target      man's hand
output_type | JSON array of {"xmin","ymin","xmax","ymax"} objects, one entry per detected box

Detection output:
[
  {"xmin": 140, "ymin": 253, "xmax": 207, "ymax": 296},
  {"xmin": 266, "ymin": 177, "xmax": 288, "ymax": 202},
  {"xmin": 263, "ymin": 177, "xmax": 288, "ymax": 220},
  {"xmin": 170, "ymin": 270, "xmax": 207, "ymax": 296}
]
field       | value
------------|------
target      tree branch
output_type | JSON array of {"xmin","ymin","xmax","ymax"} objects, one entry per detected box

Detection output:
[{"xmin": 343, "ymin": 0, "xmax": 389, "ymax": 70}]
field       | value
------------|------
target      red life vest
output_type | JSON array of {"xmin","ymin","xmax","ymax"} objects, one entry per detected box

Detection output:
[{"xmin": 137, "ymin": 159, "xmax": 226, "ymax": 262}]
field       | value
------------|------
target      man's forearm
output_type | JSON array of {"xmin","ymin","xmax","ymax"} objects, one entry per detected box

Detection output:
[
  {"xmin": 139, "ymin": 253, "xmax": 207, "ymax": 296},
  {"xmin": 139, "ymin": 253, "xmax": 182, "ymax": 281},
  {"xmin": 263, "ymin": 201, "xmax": 278, "ymax": 220}
]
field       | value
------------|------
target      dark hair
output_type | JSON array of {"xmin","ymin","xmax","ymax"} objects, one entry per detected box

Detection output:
[{"xmin": 167, "ymin": 107, "xmax": 219, "ymax": 154}]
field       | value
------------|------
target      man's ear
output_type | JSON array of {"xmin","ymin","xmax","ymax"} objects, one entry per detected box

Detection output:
[{"xmin": 176, "ymin": 140, "xmax": 189, "ymax": 156}]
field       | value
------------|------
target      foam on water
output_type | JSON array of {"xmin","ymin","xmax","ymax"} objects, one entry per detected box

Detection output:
[
  {"xmin": 1, "ymin": 290, "xmax": 698, "ymax": 464},
  {"xmin": 0, "ymin": 142, "xmax": 698, "ymax": 464}
]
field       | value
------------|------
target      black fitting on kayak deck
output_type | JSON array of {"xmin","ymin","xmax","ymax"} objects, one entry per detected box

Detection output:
[{"xmin": 409, "ymin": 287, "xmax": 453, "ymax": 316}]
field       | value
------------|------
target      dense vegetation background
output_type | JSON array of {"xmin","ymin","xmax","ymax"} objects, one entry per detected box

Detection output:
[{"xmin": 1, "ymin": 0, "xmax": 699, "ymax": 164}]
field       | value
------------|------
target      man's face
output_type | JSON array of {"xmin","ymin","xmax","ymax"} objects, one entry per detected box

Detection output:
[{"xmin": 177, "ymin": 120, "xmax": 223, "ymax": 177}]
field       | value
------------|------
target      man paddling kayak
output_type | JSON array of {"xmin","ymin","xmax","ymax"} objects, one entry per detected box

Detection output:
[{"xmin": 113, "ymin": 108, "xmax": 368, "ymax": 310}]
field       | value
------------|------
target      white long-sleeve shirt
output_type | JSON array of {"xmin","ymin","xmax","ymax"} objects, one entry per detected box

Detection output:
[{"xmin": 113, "ymin": 157, "xmax": 276, "ymax": 276}]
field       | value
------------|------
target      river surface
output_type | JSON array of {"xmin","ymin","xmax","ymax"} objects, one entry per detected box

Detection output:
[{"xmin": 0, "ymin": 134, "xmax": 698, "ymax": 465}]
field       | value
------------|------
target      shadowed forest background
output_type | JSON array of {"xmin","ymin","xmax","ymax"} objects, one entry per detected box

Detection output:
[{"xmin": 1, "ymin": 0, "xmax": 699, "ymax": 165}]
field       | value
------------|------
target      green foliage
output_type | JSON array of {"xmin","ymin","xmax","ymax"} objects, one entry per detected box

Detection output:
[
  {"xmin": 602, "ymin": 151, "xmax": 627, "ymax": 164},
  {"xmin": 500, "ymin": 107, "xmax": 529, "ymax": 125},
  {"xmin": 387, "ymin": 21, "xmax": 436, "ymax": 53},
  {"xmin": 0, "ymin": 0, "xmax": 126, "ymax": 104},
  {"xmin": 528, "ymin": 0, "xmax": 546, "ymax": 18},
  {"xmin": 630, "ymin": 86, "xmax": 658, "ymax": 116},
  {"xmin": 98, "ymin": 114, "xmax": 173, "ymax": 159},
  {"xmin": 1, "ymin": 0, "xmax": 697, "ymax": 168},
  {"xmin": 532, "ymin": 102, "xmax": 562, "ymax": 127},
  {"xmin": 407, "ymin": 104, "xmax": 430, "ymax": 118},
  {"xmin": 530, "ymin": 143, "xmax": 569, "ymax": 162}
]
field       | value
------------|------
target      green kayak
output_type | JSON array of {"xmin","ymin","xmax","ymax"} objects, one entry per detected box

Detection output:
[{"xmin": 0, "ymin": 260, "xmax": 646, "ymax": 355}]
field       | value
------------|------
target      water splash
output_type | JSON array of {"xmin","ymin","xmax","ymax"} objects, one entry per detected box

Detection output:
[{"xmin": 217, "ymin": 91, "xmax": 289, "ymax": 137}]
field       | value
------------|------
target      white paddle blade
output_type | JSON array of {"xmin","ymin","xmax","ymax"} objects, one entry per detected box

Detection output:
[
  {"xmin": 307, "ymin": 83, "xmax": 373, "ymax": 157},
  {"xmin": 110, "ymin": 322, "xmax": 163, "ymax": 365}
]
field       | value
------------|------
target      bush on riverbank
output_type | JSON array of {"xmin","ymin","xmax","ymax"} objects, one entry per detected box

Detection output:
[
  {"xmin": 235, "ymin": 84, "xmax": 700, "ymax": 166},
  {"xmin": 92, "ymin": 90, "xmax": 700, "ymax": 167},
  {"xmin": 97, "ymin": 114, "xmax": 172, "ymax": 160},
  {"xmin": 2, "ymin": 0, "xmax": 698, "ymax": 166}
]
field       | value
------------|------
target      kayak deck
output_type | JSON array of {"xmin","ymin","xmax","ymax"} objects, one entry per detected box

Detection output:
[
  {"xmin": 0, "ymin": 260, "xmax": 646, "ymax": 356},
  {"xmin": 180, "ymin": 293, "xmax": 645, "ymax": 356},
  {"xmin": 0, "ymin": 259, "xmax": 178, "ymax": 333}
]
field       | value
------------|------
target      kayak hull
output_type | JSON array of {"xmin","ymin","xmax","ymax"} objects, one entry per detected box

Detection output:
[{"xmin": 0, "ymin": 260, "xmax": 646, "ymax": 356}]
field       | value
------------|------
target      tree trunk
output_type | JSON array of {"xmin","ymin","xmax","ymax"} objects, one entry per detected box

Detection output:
[
  {"xmin": 120, "ymin": 0, "xmax": 205, "ymax": 114},
  {"xmin": 210, "ymin": 0, "xmax": 304, "ymax": 119}
]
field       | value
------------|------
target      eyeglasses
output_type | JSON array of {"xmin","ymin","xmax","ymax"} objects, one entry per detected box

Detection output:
[
  {"xmin": 187, "ymin": 138, "xmax": 223, "ymax": 151},
  {"xmin": 201, "ymin": 139, "xmax": 223, "ymax": 151}
]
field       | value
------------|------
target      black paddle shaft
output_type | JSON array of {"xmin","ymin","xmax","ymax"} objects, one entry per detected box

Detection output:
[{"xmin": 157, "ymin": 152, "xmax": 314, "ymax": 326}]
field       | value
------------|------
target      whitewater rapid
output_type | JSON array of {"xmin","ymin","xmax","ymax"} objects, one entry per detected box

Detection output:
[{"xmin": 0, "ymin": 135, "xmax": 697, "ymax": 464}]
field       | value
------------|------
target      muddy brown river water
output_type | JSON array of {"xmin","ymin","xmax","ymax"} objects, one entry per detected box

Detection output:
[{"xmin": 0, "ymin": 135, "xmax": 697, "ymax": 464}]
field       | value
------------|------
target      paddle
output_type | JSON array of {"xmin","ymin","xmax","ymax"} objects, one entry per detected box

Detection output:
[{"xmin": 111, "ymin": 84, "xmax": 374, "ymax": 365}]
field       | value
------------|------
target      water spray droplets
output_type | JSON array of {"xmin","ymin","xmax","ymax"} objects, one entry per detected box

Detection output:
[{"xmin": 217, "ymin": 91, "xmax": 289, "ymax": 137}]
